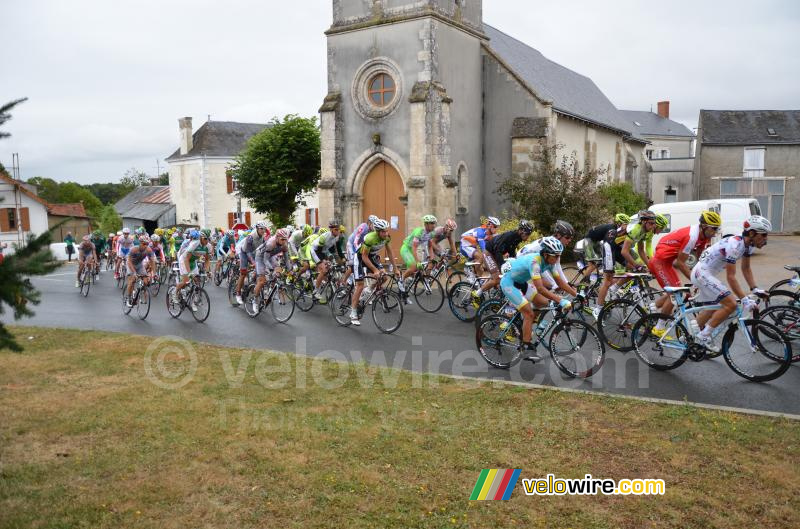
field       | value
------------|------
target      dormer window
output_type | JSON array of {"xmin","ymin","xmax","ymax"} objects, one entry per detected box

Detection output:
[{"xmin": 767, "ymin": 127, "xmax": 778, "ymax": 137}]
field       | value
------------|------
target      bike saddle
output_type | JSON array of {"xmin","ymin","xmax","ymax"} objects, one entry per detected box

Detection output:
[
  {"xmin": 663, "ymin": 286, "xmax": 691, "ymax": 293},
  {"xmin": 783, "ymin": 265, "xmax": 800, "ymax": 273}
]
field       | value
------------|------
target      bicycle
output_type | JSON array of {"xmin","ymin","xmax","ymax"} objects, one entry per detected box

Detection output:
[
  {"xmin": 475, "ymin": 297, "xmax": 604, "ymax": 378},
  {"xmin": 149, "ymin": 261, "xmax": 168, "ymax": 297},
  {"xmin": 243, "ymin": 271, "xmax": 296, "ymax": 323},
  {"xmin": 77, "ymin": 263, "xmax": 93, "ymax": 297},
  {"xmin": 214, "ymin": 255, "xmax": 235, "ymax": 286},
  {"xmin": 630, "ymin": 287, "xmax": 792, "ymax": 382},
  {"xmin": 596, "ymin": 272, "xmax": 661, "ymax": 352},
  {"xmin": 766, "ymin": 265, "xmax": 800, "ymax": 308},
  {"xmin": 756, "ymin": 304, "xmax": 800, "ymax": 361},
  {"xmin": 122, "ymin": 275, "xmax": 152, "ymax": 320},
  {"xmin": 447, "ymin": 261, "xmax": 501, "ymax": 322},
  {"xmin": 398, "ymin": 260, "xmax": 445, "ymax": 312},
  {"xmin": 167, "ymin": 276, "xmax": 211, "ymax": 322},
  {"xmin": 330, "ymin": 271, "xmax": 404, "ymax": 333},
  {"xmin": 291, "ymin": 259, "xmax": 343, "ymax": 312}
]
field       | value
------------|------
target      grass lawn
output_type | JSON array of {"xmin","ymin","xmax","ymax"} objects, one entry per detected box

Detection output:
[{"xmin": 1, "ymin": 326, "xmax": 798, "ymax": 528}]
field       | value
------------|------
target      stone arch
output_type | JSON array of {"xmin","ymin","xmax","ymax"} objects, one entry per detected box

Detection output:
[{"xmin": 346, "ymin": 147, "xmax": 410, "ymax": 229}]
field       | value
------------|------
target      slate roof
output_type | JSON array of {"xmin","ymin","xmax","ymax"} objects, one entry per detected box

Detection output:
[
  {"xmin": 483, "ymin": 24, "xmax": 644, "ymax": 141},
  {"xmin": 699, "ymin": 110, "xmax": 800, "ymax": 145},
  {"xmin": 47, "ymin": 203, "xmax": 88, "ymax": 218},
  {"xmin": 165, "ymin": 121, "xmax": 268, "ymax": 161},
  {"xmin": 115, "ymin": 186, "xmax": 174, "ymax": 221},
  {"xmin": 618, "ymin": 110, "xmax": 694, "ymax": 138}
]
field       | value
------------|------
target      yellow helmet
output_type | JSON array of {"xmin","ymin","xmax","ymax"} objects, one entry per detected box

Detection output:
[{"xmin": 699, "ymin": 210, "xmax": 722, "ymax": 227}]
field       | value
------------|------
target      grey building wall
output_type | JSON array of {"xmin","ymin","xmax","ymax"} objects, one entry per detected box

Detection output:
[
  {"xmin": 648, "ymin": 157, "xmax": 695, "ymax": 204},
  {"xmin": 696, "ymin": 144, "xmax": 800, "ymax": 232},
  {"xmin": 645, "ymin": 135, "xmax": 694, "ymax": 159}
]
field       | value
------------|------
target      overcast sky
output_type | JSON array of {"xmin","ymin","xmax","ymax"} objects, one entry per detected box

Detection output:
[{"xmin": 2, "ymin": 0, "xmax": 798, "ymax": 184}]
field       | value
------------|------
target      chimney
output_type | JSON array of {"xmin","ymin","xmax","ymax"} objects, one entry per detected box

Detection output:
[
  {"xmin": 657, "ymin": 101, "xmax": 670, "ymax": 119},
  {"xmin": 179, "ymin": 117, "xmax": 193, "ymax": 155}
]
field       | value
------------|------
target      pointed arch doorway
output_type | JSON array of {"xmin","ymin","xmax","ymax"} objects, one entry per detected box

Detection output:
[{"xmin": 361, "ymin": 161, "xmax": 406, "ymax": 258}]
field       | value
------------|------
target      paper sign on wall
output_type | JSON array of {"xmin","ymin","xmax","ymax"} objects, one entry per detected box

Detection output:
[{"xmin": 390, "ymin": 216, "xmax": 399, "ymax": 230}]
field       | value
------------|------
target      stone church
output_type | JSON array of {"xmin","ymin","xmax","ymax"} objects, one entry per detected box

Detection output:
[{"xmin": 317, "ymin": 0, "xmax": 648, "ymax": 241}]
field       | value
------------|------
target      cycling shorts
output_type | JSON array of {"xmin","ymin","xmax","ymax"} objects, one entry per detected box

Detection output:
[
  {"xmin": 238, "ymin": 250, "xmax": 254, "ymax": 271},
  {"xmin": 483, "ymin": 252, "xmax": 500, "ymax": 274},
  {"xmin": 691, "ymin": 265, "xmax": 730, "ymax": 303},
  {"xmin": 648, "ymin": 257, "xmax": 680, "ymax": 289},
  {"xmin": 459, "ymin": 240, "xmax": 478, "ymax": 259},
  {"xmin": 119, "ymin": 247, "xmax": 131, "ymax": 258},
  {"xmin": 400, "ymin": 245, "xmax": 417, "ymax": 268},
  {"xmin": 500, "ymin": 274, "xmax": 537, "ymax": 309},
  {"xmin": 179, "ymin": 258, "xmax": 199, "ymax": 277},
  {"xmin": 354, "ymin": 253, "xmax": 380, "ymax": 282}
]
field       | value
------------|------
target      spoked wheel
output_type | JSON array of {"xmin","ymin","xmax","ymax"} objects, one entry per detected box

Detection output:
[
  {"xmin": 448, "ymin": 281, "xmax": 479, "ymax": 322},
  {"xmin": 293, "ymin": 284, "xmax": 315, "ymax": 312},
  {"xmin": 476, "ymin": 315, "xmax": 523, "ymax": 369},
  {"xmin": 631, "ymin": 313, "xmax": 689, "ymax": 370},
  {"xmin": 722, "ymin": 319, "xmax": 792, "ymax": 382},
  {"xmin": 758, "ymin": 305, "xmax": 800, "ymax": 361},
  {"xmin": 765, "ymin": 289, "xmax": 800, "ymax": 309},
  {"xmin": 190, "ymin": 288, "xmax": 211, "ymax": 323},
  {"xmin": 214, "ymin": 268, "xmax": 224, "ymax": 286},
  {"xmin": 372, "ymin": 291, "xmax": 403, "ymax": 334},
  {"xmin": 474, "ymin": 299, "xmax": 504, "ymax": 329},
  {"xmin": 270, "ymin": 283, "xmax": 295, "ymax": 323},
  {"xmin": 317, "ymin": 281, "xmax": 334, "ymax": 306},
  {"xmin": 331, "ymin": 286, "xmax": 353, "ymax": 326},
  {"xmin": 137, "ymin": 287, "xmax": 151, "ymax": 320},
  {"xmin": 597, "ymin": 299, "xmax": 646, "ymax": 352},
  {"xmin": 243, "ymin": 285, "xmax": 260, "ymax": 318},
  {"xmin": 446, "ymin": 270, "xmax": 464, "ymax": 292},
  {"xmin": 149, "ymin": 276, "xmax": 162, "ymax": 297},
  {"xmin": 227, "ymin": 277, "xmax": 240, "ymax": 306},
  {"xmin": 549, "ymin": 318, "xmax": 605, "ymax": 378},
  {"xmin": 413, "ymin": 274, "xmax": 445, "ymax": 313},
  {"xmin": 80, "ymin": 272, "xmax": 91, "ymax": 297},
  {"xmin": 166, "ymin": 286, "xmax": 184, "ymax": 318},
  {"xmin": 122, "ymin": 288, "xmax": 133, "ymax": 315}
]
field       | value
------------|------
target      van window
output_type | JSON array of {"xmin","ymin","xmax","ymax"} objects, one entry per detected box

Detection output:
[{"xmin": 749, "ymin": 201, "xmax": 761, "ymax": 215}]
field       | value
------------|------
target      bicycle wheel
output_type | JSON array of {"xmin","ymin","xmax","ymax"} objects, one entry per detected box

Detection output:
[
  {"xmin": 765, "ymin": 289, "xmax": 800, "ymax": 309},
  {"xmin": 270, "ymin": 283, "xmax": 295, "ymax": 323},
  {"xmin": 150, "ymin": 276, "xmax": 162, "ymax": 297},
  {"xmin": 758, "ymin": 305, "xmax": 800, "ymax": 360},
  {"xmin": 768, "ymin": 277, "xmax": 795, "ymax": 292},
  {"xmin": 631, "ymin": 313, "xmax": 689, "ymax": 370},
  {"xmin": 214, "ymin": 267, "xmax": 224, "ymax": 286},
  {"xmin": 137, "ymin": 286, "xmax": 151, "ymax": 320},
  {"xmin": 446, "ymin": 270, "xmax": 464, "ymax": 292},
  {"xmin": 317, "ymin": 281, "xmax": 334, "ymax": 305},
  {"xmin": 597, "ymin": 298, "xmax": 647, "ymax": 352},
  {"xmin": 122, "ymin": 288, "xmax": 133, "ymax": 315},
  {"xmin": 243, "ymin": 285, "xmax": 260, "ymax": 318},
  {"xmin": 80, "ymin": 272, "xmax": 91, "ymax": 297},
  {"xmin": 227, "ymin": 277, "xmax": 240, "ymax": 306},
  {"xmin": 549, "ymin": 318, "xmax": 605, "ymax": 378},
  {"xmin": 413, "ymin": 274, "xmax": 445, "ymax": 313},
  {"xmin": 190, "ymin": 288, "xmax": 211, "ymax": 323},
  {"xmin": 474, "ymin": 299, "xmax": 504, "ymax": 329},
  {"xmin": 448, "ymin": 281, "xmax": 479, "ymax": 322},
  {"xmin": 166, "ymin": 286, "xmax": 184, "ymax": 318},
  {"xmin": 476, "ymin": 315, "xmax": 523, "ymax": 369},
  {"xmin": 722, "ymin": 319, "xmax": 791, "ymax": 382},
  {"xmin": 372, "ymin": 291, "xmax": 403, "ymax": 334},
  {"xmin": 330, "ymin": 286, "xmax": 354, "ymax": 326},
  {"xmin": 293, "ymin": 284, "xmax": 315, "ymax": 312}
]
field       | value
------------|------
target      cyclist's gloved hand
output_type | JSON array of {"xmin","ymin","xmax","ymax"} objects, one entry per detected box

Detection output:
[
  {"xmin": 742, "ymin": 297, "xmax": 758, "ymax": 312},
  {"xmin": 559, "ymin": 298, "xmax": 572, "ymax": 310},
  {"xmin": 751, "ymin": 287, "xmax": 767, "ymax": 298}
]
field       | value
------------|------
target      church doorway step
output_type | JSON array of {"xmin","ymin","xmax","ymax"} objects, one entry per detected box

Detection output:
[{"xmin": 361, "ymin": 161, "xmax": 406, "ymax": 259}]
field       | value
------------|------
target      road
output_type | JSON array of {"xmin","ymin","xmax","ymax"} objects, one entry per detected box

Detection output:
[{"xmin": 6, "ymin": 237, "xmax": 800, "ymax": 415}]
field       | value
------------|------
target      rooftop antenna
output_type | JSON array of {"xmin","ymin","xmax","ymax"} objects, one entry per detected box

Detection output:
[{"xmin": 208, "ymin": 114, "xmax": 211, "ymax": 122}]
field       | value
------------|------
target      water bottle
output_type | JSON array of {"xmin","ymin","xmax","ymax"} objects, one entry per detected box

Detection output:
[
  {"xmin": 630, "ymin": 284, "xmax": 640, "ymax": 294},
  {"xmin": 503, "ymin": 305, "xmax": 516, "ymax": 317},
  {"xmin": 689, "ymin": 317, "xmax": 701, "ymax": 336},
  {"xmin": 536, "ymin": 317, "xmax": 549, "ymax": 335},
  {"xmin": 790, "ymin": 277, "xmax": 800, "ymax": 288}
]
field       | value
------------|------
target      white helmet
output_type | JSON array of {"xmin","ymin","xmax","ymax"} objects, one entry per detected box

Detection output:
[
  {"xmin": 151, "ymin": 234, "xmax": 161, "ymax": 242},
  {"xmin": 255, "ymin": 221, "xmax": 269, "ymax": 230},
  {"xmin": 109, "ymin": 233, "xmax": 115, "ymax": 238},
  {"xmin": 743, "ymin": 215, "xmax": 772, "ymax": 233},
  {"xmin": 373, "ymin": 218, "xmax": 389, "ymax": 230},
  {"xmin": 116, "ymin": 231, "xmax": 122, "ymax": 236},
  {"xmin": 500, "ymin": 258, "xmax": 516, "ymax": 275},
  {"xmin": 368, "ymin": 214, "xmax": 379, "ymax": 224},
  {"xmin": 122, "ymin": 227, "xmax": 130, "ymax": 234},
  {"xmin": 486, "ymin": 216, "xmax": 500, "ymax": 227}
]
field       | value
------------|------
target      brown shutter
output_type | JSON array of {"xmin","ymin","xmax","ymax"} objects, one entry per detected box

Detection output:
[
  {"xmin": 228, "ymin": 212, "xmax": 234, "ymax": 228},
  {"xmin": 21, "ymin": 208, "xmax": 30, "ymax": 231},
  {"xmin": 0, "ymin": 208, "xmax": 9, "ymax": 232},
  {"xmin": 245, "ymin": 211, "xmax": 252, "ymax": 226},
  {"xmin": 226, "ymin": 173, "xmax": 233, "ymax": 194},
  {"xmin": 305, "ymin": 209, "xmax": 310, "ymax": 225}
]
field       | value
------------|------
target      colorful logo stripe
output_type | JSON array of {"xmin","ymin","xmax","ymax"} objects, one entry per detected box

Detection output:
[{"xmin": 470, "ymin": 469, "xmax": 521, "ymax": 500}]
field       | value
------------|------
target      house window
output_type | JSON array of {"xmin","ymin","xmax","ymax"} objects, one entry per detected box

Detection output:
[
  {"xmin": 743, "ymin": 147, "xmax": 765, "ymax": 177},
  {"xmin": 660, "ymin": 149, "xmax": 670, "ymax": 159},
  {"xmin": 0, "ymin": 207, "xmax": 29, "ymax": 232},
  {"xmin": 664, "ymin": 187, "xmax": 677, "ymax": 203},
  {"xmin": 304, "ymin": 208, "xmax": 319, "ymax": 226},
  {"xmin": 226, "ymin": 171, "xmax": 238, "ymax": 194},
  {"xmin": 367, "ymin": 73, "xmax": 396, "ymax": 108},
  {"xmin": 646, "ymin": 149, "xmax": 654, "ymax": 160},
  {"xmin": 7, "ymin": 209, "xmax": 16, "ymax": 230}
]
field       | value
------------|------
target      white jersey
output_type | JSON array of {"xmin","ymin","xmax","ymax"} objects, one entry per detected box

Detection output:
[
  {"xmin": 696, "ymin": 235, "xmax": 754, "ymax": 275},
  {"xmin": 518, "ymin": 238, "xmax": 542, "ymax": 257}
]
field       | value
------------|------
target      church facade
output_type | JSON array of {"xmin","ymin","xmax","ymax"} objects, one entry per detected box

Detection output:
[{"xmin": 317, "ymin": 0, "xmax": 649, "ymax": 237}]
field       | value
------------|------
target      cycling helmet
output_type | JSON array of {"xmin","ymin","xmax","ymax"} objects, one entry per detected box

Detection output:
[
  {"xmin": 122, "ymin": 227, "xmax": 130, "ymax": 234},
  {"xmin": 486, "ymin": 216, "xmax": 500, "ymax": 227},
  {"xmin": 445, "ymin": 218, "xmax": 457, "ymax": 231},
  {"xmin": 614, "ymin": 213, "xmax": 630, "ymax": 225},
  {"xmin": 743, "ymin": 215, "xmax": 772, "ymax": 233},
  {"xmin": 637, "ymin": 209, "xmax": 656, "ymax": 221},
  {"xmin": 155, "ymin": 228, "xmax": 164, "ymax": 236},
  {"xmin": 318, "ymin": 227, "xmax": 329, "ymax": 235},
  {"xmin": 655, "ymin": 214, "xmax": 669, "ymax": 230},
  {"xmin": 553, "ymin": 219, "xmax": 575, "ymax": 238},
  {"xmin": 189, "ymin": 230, "xmax": 200, "ymax": 240},
  {"xmin": 139, "ymin": 235, "xmax": 150, "ymax": 244},
  {"xmin": 422, "ymin": 214, "xmax": 437, "ymax": 224},
  {"xmin": 500, "ymin": 257, "xmax": 516, "ymax": 275},
  {"xmin": 373, "ymin": 218, "xmax": 389, "ymax": 230},
  {"xmin": 339, "ymin": 224, "xmax": 346, "ymax": 232},
  {"xmin": 518, "ymin": 219, "xmax": 533, "ymax": 234},
  {"xmin": 255, "ymin": 221, "xmax": 269, "ymax": 230},
  {"xmin": 117, "ymin": 231, "xmax": 123, "ymax": 236},
  {"xmin": 539, "ymin": 236, "xmax": 564, "ymax": 255},
  {"xmin": 82, "ymin": 234, "xmax": 90, "ymax": 241},
  {"xmin": 328, "ymin": 220, "xmax": 340, "ymax": 229},
  {"xmin": 276, "ymin": 228, "xmax": 290, "ymax": 239},
  {"xmin": 199, "ymin": 230, "xmax": 209, "ymax": 239},
  {"xmin": 368, "ymin": 214, "xmax": 379, "ymax": 225},
  {"xmin": 151, "ymin": 234, "xmax": 160, "ymax": 242},
  {"xmin": 699, "ymin": 210, "xmax": 722, "ymax": 227},
  {"xmin": 109, "ymin": 233, "xmax": 115, "ymax": 238},
  {"xmin": 302, "ymin": 224, "xmax": 313, "ymax": 237},
  {"xmin": 201, "ymin": 228, "xmax": 212, "ymax": 238}
]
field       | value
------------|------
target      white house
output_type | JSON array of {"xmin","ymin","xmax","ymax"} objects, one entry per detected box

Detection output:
[{"xmin": 0, "ymin": 171, "xmax": 50, "ymax": 255}]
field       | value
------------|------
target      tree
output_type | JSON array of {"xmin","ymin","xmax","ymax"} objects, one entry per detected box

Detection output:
[
  {"xmin": 98, "ymin": 205, "xmax": 122, "ymax": 234},
  {"xmin": 0, "ymin": 98, "xmax": 59, "ymax": 351},
  {"xmin": 56, "ymin": 182, "xmax": 104, "ymax": 218},
  {"xmin": 85, "ymin": 182, "xmax": 134, "ymax": 205},
  {"xmin": 0, "ymin": 98, "xmax": 27, "ymax": 140},
  {"xmin": 157, "ymin": 172, "xmax": 169, "ymax": 185},
  {"xmin": 232, "ymin": 115, "xmax": 321, "ymax": 226},
  {"xmin": 120, "ymin": 167, "xmax": 150, "ymax": 188},
  {"xmin": 496, "ymin": 143, "xmax": 608, "ymax": 245},
  {"xmin": 26, "ymin": 176, "xmax": 61, "ymax": 203},
  {"xmin": 598, "ymin": 182, "xmax": 648, "ymax": 217}
]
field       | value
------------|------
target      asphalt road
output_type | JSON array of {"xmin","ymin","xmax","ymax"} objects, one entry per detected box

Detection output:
[{"xmin": 6, "ymin": 240, "xmax": 800, "ymax": 415}]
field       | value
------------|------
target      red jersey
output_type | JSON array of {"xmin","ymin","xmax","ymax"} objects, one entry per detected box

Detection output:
[{"xmin": 653, "ymin": 225, "xmax": 710, "ymax": 261}]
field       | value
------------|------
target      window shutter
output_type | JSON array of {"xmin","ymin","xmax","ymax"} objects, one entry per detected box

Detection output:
[
  {"xmin": 228, "ymin": 212, "xmax": 235, "ymax": 228},
  {"xmin": 21, "ymin": 208, "xmax": 30, "ymax": 231},
  {"xmin": 245, "ymin": 211, "xmax": 251, "ymax": 226},
  {"xmin": 305, "ymin": 209, "xmax": 310, "ymax": 225},
  {"xmin": 0, "ymin": 209, "xmax": 9, "ymax": 232},
  {"xmin": 226, "ymin": 173, "xmax": 233, "ymax": 194}
]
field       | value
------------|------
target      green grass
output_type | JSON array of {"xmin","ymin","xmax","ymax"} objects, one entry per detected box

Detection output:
[{"xmin": 1, "ymin": 326, "xmax": 798, "ymax": 528}]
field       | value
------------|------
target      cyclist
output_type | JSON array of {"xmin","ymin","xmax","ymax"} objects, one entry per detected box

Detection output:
[
  {"xmin": 400, "ymin": 215, "xmax": 439, "ymax": 300},
  {"xmin": 427, "ymin": 218, "xmax": 459, "ymax": 264},
  {"xmin": 342, "ymin": 215, "xmax": 377, "ymax": 286},
  {"xmin": 289, "ymin": 224, "xmax": 313, "ymax": 263},
  {"xmin": 578, "ymin": 213, "xmax": 630, "ymax": 282},
  {"xmin": 518, "ymin": 220, "xmax": 578, "ymax": 297},
  {"xmin": 351, "ymin": 218, "xmax": 396, "ymax": 325},
  {"xmin": 459, "ymin": 216, "xmax": 500, "ymax": 276},
  {"xmin": 150, "ymin": 234, "xmax": 167, "ymax": 267},
  {"xmin": 114, "ymin": 227, "xmax": 134, "ymax": 280},
  {"xmin": 690, "ymin": 215, "xmax": 771, "ymax": 350},
  {"xmin": 173, "ymin": 230, "xmax": 212, "ymax": 311},
  {"xmin": 90, "ymin": 230, "xmax": 105, "ymax": 277},
  {"xmin": 214, "ymin": 229, "xmax": 237, "ymax": 279},
  {"xmin": 499, "ymin": 237, "xmax": 572, "ymax": 361},
  {"xmin": 106, "ymin": 232, "xmax": 116, "ymax": 263},
  {"xmin": 75, "ymin": 235, "xmax": 96, "ymax": 288},
  {"xmin": 234, "ymin": 221, "xmax": 269, "ymax": 305},
  {"xmin": 125, "ymin": 235, "xmax": 155, "ymax": 307},
  {"xmin": 304, "ymin": 222, "xmax": 344, "ymax": 301},
  {"xmin": 475, "ymin": 219, "xmax": 534, "ymax": 301},
  {"xmin": 250, "ymin": 228, "xmax": 290, "ymax": 313},
  {"xmin": 647, "ymin": 211, "xmax": 721, "ymax": 335}
]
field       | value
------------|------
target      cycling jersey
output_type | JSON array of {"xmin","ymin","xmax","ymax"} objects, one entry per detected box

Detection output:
[
  {"xmin": 402, "ymin": 226, "xmax": 434, "ymax": 249},
  {"xmin": 486, "ymin": 230, "xmax": 524, "ymax": 259},
  {"xmin": 179, "ymin": 240, "xmax": 211, "ymax": 276},
  {"xmin": 460, "ymin": 226, "xmax": 491, "ymax": 251},
  {"xmin": 217, "ymin": 233, "xmax": 235, "ymax": 254},
  {"xmin": 347, "ymin": 223, "xmax": 371, "ymax": 257},
  {"xmin": 236, "ymin": 233, "xmax": 261, "ymax": 255},
  {"xmin": 128, "ymin": 246, "xmax": 154, "ymax": 268},
  {"xmin": 653, "ymin": 225, "xmax": 709, "ymax": 261},
  {"xmin": 585, "ymin": 223, "xmax": 618, "ymax": 243},
  {"xmin": 287, "ymin": 230, "xmax": 307, "ymax": 258},
  {"xmin": 500, "ymin": 253, "xmax": 559, "ymax": 308},
  {"xmin": 695, "ymin": 235, "xmax": 754, "ymax": 275},
  {"xmin": 255, "ymin": 236, "xmax": 286, "ymax": 275},
  {"xmin": 90, "ymin": 237, "xmax": 105, "ymax": 253},
  {"xmin": 430, "ymin": 226, "xmax": 452, "ymax": 244},
  {"xmin": 117, "ymin": 235, "xmax": 134, "ymax": 255},
  {"xmin": 618, "ymin": 222, "xmax": 653, "ymax": 246},
  {"xmin": 150, "ymin": 243, "xmax": 166, "ymax": 262},
  {"xmin": 307, "ymin": 231, "xmax": 344, "ymax": 262},
  {"xmin": 359, "ymin": 231, "xmax": 390, "ymax": 255}
]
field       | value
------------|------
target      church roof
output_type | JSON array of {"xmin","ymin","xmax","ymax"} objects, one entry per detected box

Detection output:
[
  {"xmin": 166, "ymin": 121, "xmax": 269, "ymax": 161},
  {"xmin": 483, "ymin": 24, "xmax": 644, "ymax": 141},
  {"xmin": 619, "ymin": 110, "xmax": 694, "ymax": 138},
  {"xmin": 699, "ymin": 110, "xmax": 800, "ymax": 145}
]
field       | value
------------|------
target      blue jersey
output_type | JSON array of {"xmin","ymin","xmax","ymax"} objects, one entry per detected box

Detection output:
[
  {"xmin": 506, "ymin": 253, "xmax": 557, "ymax": 284},
  {"xmin": 217, "ymin": 233, "xmax": 235, "ymax": 253}
]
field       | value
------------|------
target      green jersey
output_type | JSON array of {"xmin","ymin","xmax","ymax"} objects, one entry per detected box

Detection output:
[
  {"xmin": 360, "ymin": 231, "xmax": 391, "ymax": 255},
  {"xmin": 402, "ymin": 226, "xmax": 434, "ymax": 249}
]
